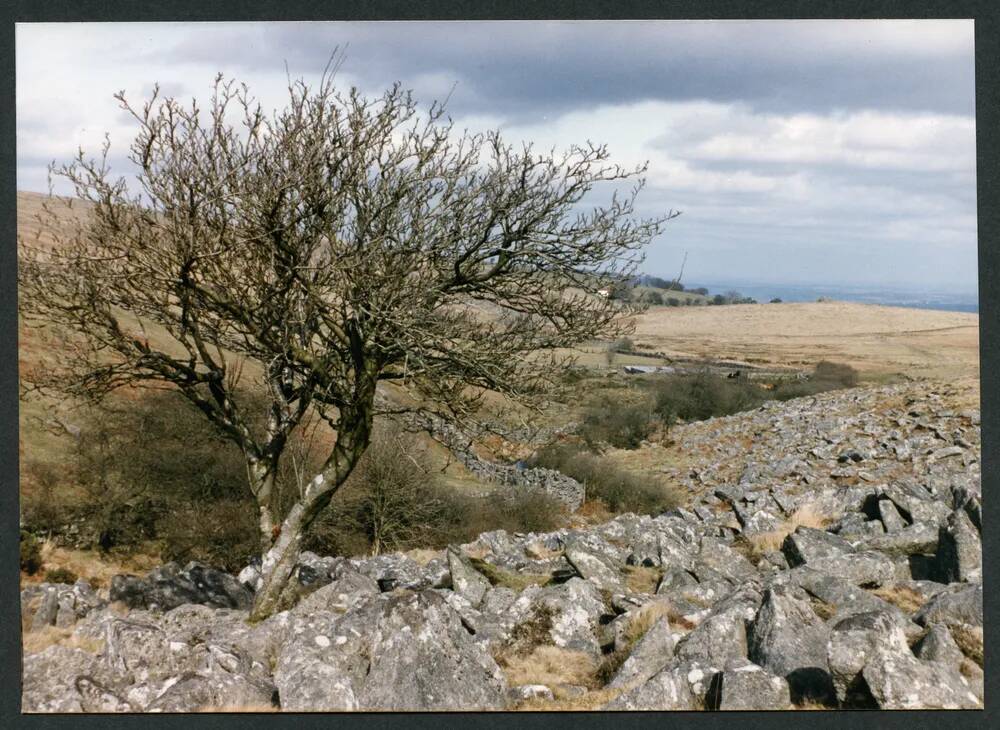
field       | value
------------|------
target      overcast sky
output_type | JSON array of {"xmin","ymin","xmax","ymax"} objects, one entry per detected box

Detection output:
[{"xmin": 16, "ymin": 20, "xmax": 978, "ymax": 293}]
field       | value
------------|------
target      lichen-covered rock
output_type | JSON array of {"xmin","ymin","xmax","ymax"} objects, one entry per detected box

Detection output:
[
  {"xmin": 705, "ymin": 659, "xmax": 791, "ymax": 710},
  {"xmin": 508, "ymin": 684, "xmax": 554, "ymax": 702},
  {"xmin": 353, "ymin": 553, "xmax": 444, "ymax": 592},
  {"xmin": 447, "ymin": 546, "xmax": 491, "ymax": 607},
  {"xmin": 861, "ymin": 644, "xmax": 981, "ymax": 709},
  {"xmin": 23, "ymin": 580, "xmax": 106, "ymax": 631},
  {"xmin": 748, "ymin": 584, "xmax": 834, "ymax": 705},
  {"xmin": 856, "ymin": 521, "xmax": 938, "ymax": 557},
  {"xmin": 144, "ymin": 669, "xmax": 278, "ymax": 712},
  {"xmin": 519, "ymin": 577, "xmax": 607, "ymax": 656},
  {"xmin": 882, "ymin": 482, "xmax": 952, "ymax": 526},
  {"xmin": 604, "ymin": 662, "xmax": 706, "ymax": 710},
  {"xmin": 608, "ymin": 616, "xmax": 676, "ymax": 689},
  {"xmin": 292, "ymin": 568, "xmax": 380, "ymax": 616},
  {"xmin": 103, "ymin": 617, "xmax": 191, "ymax": 684},
  {"xmin": 273, "ymin": 607, "xmax": 370, "ymax": 711},
  {"xmin": 826, "ymin": 610, "xmax": 910, "ymax": 706},
  {"xmin": 357, "ymin": 591, "xmax": 508, "ymax": 710},
  {"xmin": 694, "ymin": 538, "xmax": 757, "ymax": 584},
  {"xmin": 877, "ymin": 499, "xmax": 907, "ymax": 532},
  {"xmin": 913, "ymin": 583, "xmax": 982, "ymax": 628},
  {"xmin": 110, "ymin": 562, "xmax": 252, "ymax": 611},
  {"xmin": 73, "ymin": 677, "xmax": 135, "ymax": 712},
  {"xmin": 22, "ymin": 646, "xmax": 119, "ymax": 713},
  {"xmin": 674, "ymin": 610, "xmax": 747, "ymax": 667},
  {"xmin": 912, "ymin": 624, "xmax": 964, "ymax": 666},
  {"xmin": 275, "ymin": 590, "xmax": 507, "ymax": 711},
  {"xmin": 564, "ymin": 541, "xmax": 624, "ymax": 593},
  {"xmin": 934, "ymin": 509, "xmax": 981, "ymax": 583}
]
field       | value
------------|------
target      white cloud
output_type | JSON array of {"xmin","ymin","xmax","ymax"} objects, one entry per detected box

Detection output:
[{"xmin": 14, "ymin": 21, "xmax": 978, "ymax": 291}]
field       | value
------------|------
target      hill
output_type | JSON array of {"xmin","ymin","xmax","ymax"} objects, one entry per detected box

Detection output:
[{"xmin": 631, "ymin": 300, "xmax": 979, "ymax": 383}]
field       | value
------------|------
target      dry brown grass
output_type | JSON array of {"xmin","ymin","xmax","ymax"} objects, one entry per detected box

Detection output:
[
  {"xmin": 20, "ymin": 541, "xmax": 160, "ymax": 590},
  {"xmin": 568, "ymin": 500, "xmax": 614, "ymax": 527},
  {"xmin": 809, "ymin": 597, "xmax": 837, "ymax": 621},
  {"xmin": 624, "ymin": 601, "xmax": 673, "ymax": 643},
  {"xmin": 514, "ymin": 686, "xmax": 626, "ymax": 711},
  {"xmin": 623, "ymin": 565, "xmax": 663, "ymax": 595},
  {"xmin": 22, "ymin": 625, "xmax": 105, "ymax": 655},
  {"xmin": 743, "ymin": 503, "xmax": 831, "ymax": 558},
  {"xmin": 499, "ymin": 645, "xmax": 599, "ymax": 689},
  {"xmin": 631, "ymin": 300, "xmax": 979, "ymax": 381},
  {"xmin": 401, "ymin": 548, "xmax": 442, "ymax": 566},
  {"xmin": 596, "ymin": 601, "xmax": 674, "ymax": 685},
  {"xmin": 470, "ymin": 557, "xmax": 551, "ymax": 592},
  {"xmin": 870, "ymin": 584, "xmax": 926, "ymax": 614},
  {"xmin": 524, "ymin": 541, "xmax": 564, "ymax": 560},
  {"xmin": 792, "ymin": 699, "xmax": 834, "ymax": 710},
  {"xmin": 949, "ymin": 625, "xmax": 984, "ymax": 668}
]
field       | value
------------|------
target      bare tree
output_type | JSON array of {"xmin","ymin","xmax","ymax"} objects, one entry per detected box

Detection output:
[{"xmin": 18, "ymin": 63, "xmax": 675, "ymax": 619}]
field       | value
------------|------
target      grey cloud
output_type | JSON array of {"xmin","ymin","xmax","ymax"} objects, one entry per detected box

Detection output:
[
  {"xmin": 17, "ymin": 21, "xmax": 977, "ymax": 293},
  {"xmin": 148, "ymin": 21, "xmax": 975, "ymax": 121}
]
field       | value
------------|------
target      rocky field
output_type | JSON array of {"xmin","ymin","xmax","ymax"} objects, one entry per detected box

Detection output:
[{"xmin": 21, "ymin": 379, "xmax": 984, "ymax": 712}]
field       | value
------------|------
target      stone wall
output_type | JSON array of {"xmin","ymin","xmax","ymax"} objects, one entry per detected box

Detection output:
[{"xmin": 403, "ymin": 412, "xmax": 585, "ymax": 512}]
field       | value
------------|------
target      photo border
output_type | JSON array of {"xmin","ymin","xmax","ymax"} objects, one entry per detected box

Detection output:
[{"xmin": 2, "ymin": 2, "xmax": 996, "ymax": 729}]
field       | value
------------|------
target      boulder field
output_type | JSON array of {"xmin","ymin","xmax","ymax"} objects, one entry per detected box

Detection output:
[{"xmin": 21, "ymin": 381, "xmax": 983, "ymax": 711}]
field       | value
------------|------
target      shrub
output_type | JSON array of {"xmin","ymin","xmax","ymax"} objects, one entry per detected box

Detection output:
[
  {"xmin": 581, "ymin": 397, "xmax": 653, "ymax": 449},
  {"xmin": 643, "ymin": 275, "xmax": 671, "ymax": 290},
  {"xmin": 308, "ymin": 429, "xmax": 564, "ymax": 557},
  {"xmin": 770, "ymin": 297, "xmax": 783, "ymax": 303},
  {"xmin": 26, "ymin": 384, "xmax": 575, "ymax": 566},
  {"xmin": 44, "ymin": 567, "xmax": 79, "ymax": 585},
  {"xmin": 611, "ymin": 337, "xmax": 634, "ymax": 353},
  {"xmin": 771, "ymin": 361, "xmax": 859, "ymax": 401},
  {"xmin": 307, "ymin": 429, "xmax": 453, "ymax": 556},
  {"xmin": 20, "ymin": 530, "xmax": 43, "ymax": 575},
  {"xmin": 529, "ymin": 442, "xmax": 679, "ymax": 515},
  {"xmin": 690, "ymin": 287, "xmax": 709, "ymax": 296},
  {"xmin": 813, "ymin": 360, "xmax": 859, "ymax": 387},
  {"xmin": 666, "ymin": 297, "xmax": 680, "ymax": 307},
  {"xmin": 20, "ymin": 460, "xmax": 73, "ymax": 534},
  {"xmin": 56, "ymin": 389, "xmax": 261, "ymax": 553},
  {"xmin": 158, "ymin": 498, "xmax": 259, "ymax": 572},
  {"xmin": 651, "ymin": 371, "xmax": 766, "ymax": 423},
  {"xmin": 636, "ymin": 289, "xmax": 663, "ymax": 305},
  {"xmin": 477, "ymin": 491, "xmax": 563, "ymax": 535}
]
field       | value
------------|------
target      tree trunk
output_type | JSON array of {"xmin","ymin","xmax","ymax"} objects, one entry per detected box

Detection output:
[
  {"xmin": 249, "ymin": 501, "xmax": 309, "ymax": 621},
  {"xmin": 248, "ymin": 461, "xmax": 278, "ymax": 554},
  {"xmin": 249, "ymin": 448, "xmax": 370, "ymax": 620},
  {"xmin": 249, "ymin": 380, "xmax": 375, "ymax": 621}
]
